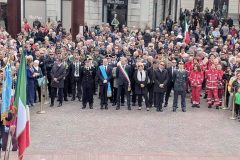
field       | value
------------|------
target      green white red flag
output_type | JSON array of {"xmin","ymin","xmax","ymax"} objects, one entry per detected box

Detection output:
[
  {"xmin": 184, "ymin": 16, "xmax": 190, "ymax": 44},
  {"xmin": 14, "ymin": 53, "xmax": 30, "ymax": 160}
]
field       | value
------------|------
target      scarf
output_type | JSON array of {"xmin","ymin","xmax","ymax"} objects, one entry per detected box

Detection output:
[{"xmin": 137, "ymin": 70, "xmax": 146, "ymax": 82}]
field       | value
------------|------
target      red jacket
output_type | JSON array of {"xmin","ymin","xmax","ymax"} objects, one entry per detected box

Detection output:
[
  {"xmin": 205, "ymin": 69, "xmax": 220, "ymax": 89},
  {"xmin": 184, "ymin": 61, "xmax": 192, "ymax": 75},
  {"xmin": 189, "ymin": 71, "xmax": 204, "ymax": 87}
]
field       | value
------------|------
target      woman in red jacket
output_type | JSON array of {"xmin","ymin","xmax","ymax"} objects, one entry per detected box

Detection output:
[{"xmin": 189, "ymin": 64, "xmax": 204, "ymax": 108}]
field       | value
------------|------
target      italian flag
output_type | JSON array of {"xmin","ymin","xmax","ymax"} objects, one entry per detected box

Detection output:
[
  {"xmin": 184, "ymin": 16, "xmax": 190, "ymax": 44},
  {"xmin": 14, "ymin": 53, "xmax": 30, "ymax": 160}
]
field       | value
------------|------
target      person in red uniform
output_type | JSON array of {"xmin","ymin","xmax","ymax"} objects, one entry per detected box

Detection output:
[
  {"xmin": 205, "ymin": 63, "xmax": 220, "ymax": 109},
  {"xmin": 189, "ymin": 64, "xmax": 204, "ymax": 108},
  {"xmin": 217, "ymin": 64, "xmax": 224, "ymax": 107}
]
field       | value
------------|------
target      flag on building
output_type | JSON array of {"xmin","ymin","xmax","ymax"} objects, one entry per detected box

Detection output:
[
  {"xmin": 14, "ymin": 53, "xmax": 30, "ymax": 160},
  {"xmin": 184, "ymin": 16, "xmax": 190, "ymax": 44},
  {"xmin": 1, "ymin": 64, "xmax": 12, "ymax": 121}
]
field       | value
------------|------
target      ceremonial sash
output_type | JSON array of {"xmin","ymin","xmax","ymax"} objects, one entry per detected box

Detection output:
[
  {"xmin": 100, "ymin": 65, "xmax": 112, "ymax": 97},
  {"xmin": 119, "ymin": 65, "xmax": 131, "ymax": 88}
]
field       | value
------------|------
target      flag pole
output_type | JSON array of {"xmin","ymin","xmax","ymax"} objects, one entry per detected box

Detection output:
[
  {"xmin": 44, "ymin": 76, "xmax": 49, "ymax": 105},
  {"xmin": 37, "ymin": 85, "xmax": 46, "ymax": 114}
]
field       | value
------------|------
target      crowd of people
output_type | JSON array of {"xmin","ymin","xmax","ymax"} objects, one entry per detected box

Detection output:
[{"xmin": 0, "ymin": 8, "xmax": 240, "ymax": 132}]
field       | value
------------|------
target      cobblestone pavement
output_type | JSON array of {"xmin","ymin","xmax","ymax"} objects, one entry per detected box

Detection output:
[{"xmin": 8, "ymin": 94, "xmax": 240, "ymax": 160}]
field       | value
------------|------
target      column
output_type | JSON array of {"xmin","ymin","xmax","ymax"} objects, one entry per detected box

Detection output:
[
  {"xmin": 71, "ymin": 0, "xmax": 85, "ymax": 41},
  {"xmin": 7, "ymin": 0, "xmax": 21, "ymax": 37}
]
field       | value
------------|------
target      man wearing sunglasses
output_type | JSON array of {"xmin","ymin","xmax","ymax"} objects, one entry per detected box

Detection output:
[{"xmin": 153, "ymin": 61, "xmax": 169, "ymax": 112}]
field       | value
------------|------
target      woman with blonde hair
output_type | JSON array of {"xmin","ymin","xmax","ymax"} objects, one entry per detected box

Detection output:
[{"xmin": 26, "ymin": 55, "xmax": 39, "ymax": 106}]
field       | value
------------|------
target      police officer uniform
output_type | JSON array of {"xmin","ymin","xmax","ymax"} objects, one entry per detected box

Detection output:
[
  {"xmin": 81, "ymin": 57, "xmax": 96, "ymax": 109},
  {"xmin": 172, "ymin": 61, "xmax": 188, "ymax": 112}
]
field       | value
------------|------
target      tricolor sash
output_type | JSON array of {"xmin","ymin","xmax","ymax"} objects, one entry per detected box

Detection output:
[
  {"xmin": 119, "ymin": 64, "xmax": 131, "ymax": 88},
  {"xmin": 99, "ymin": 65, "xmax": 112, "ymax": 97}
]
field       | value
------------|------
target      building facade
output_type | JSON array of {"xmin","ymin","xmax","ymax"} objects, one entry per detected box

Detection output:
[{"xmin": 0, "ymin": 0, "xmax": 239, "ymax": 34}]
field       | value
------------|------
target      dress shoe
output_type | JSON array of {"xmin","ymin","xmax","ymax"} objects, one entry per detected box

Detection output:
[
  {"xmin": 156, "ymin": 108, "xmax": 160, "ymax": 112},
  {"xmin": 50, "ymin": 104, "xmax": 54, "ymax": 107},
  {"xmin": 57, "ymin": 103, "xmax": 62, "ymax": 107},
  {"xmin": 112, "ymin": 103, "xmax": 116, "ymax": 106},
  {"xmin": 64, "ymin": 98, "xmax": 68, "ymax": 101},
  {"xmin": 100, "ymin": 106, "xmax": 104, "ymax": 110},
  {"xmin": 89, "ymin": 103, "xmax": 93, "ymax": 109},
  {"xmin": 116, "ymin": 106, "xmax": 120, "ymax": 110},
  {"xmin": 105, "ymin": 105, "xmax": 108, "ymax": 110},
  {"xmin": 128, "ymin": 106, "xmax": 131, "ymax": 110},
  {"xmin": 71, "ymin": 97, "xmax": 75, "ymax": 101},
  {"xmin": 208, "ymin": 105, "xmax": 212, "ymax": 108},
  {"xmin": 216, "ymin": 106, "xmax": 219, "ymax": 110},
  {"xmin": 196, "ymin": 104, "xmax": 200, "ymax": 108},
  {"xmin": 164, "ymin": 104, "xmax": 167, "ymax": 107},
  {"xmin": 192, "ymin": 104, "xmax": 195, "ymax": 108},
  {"xmin": 12, "ymin": 148, "xmax": 17, "ymax": 151},
  {"xmin": 82, "ymin": 104, "xmax": 86, "ymax": 109},
  {"xmin": 182, "ymin": 108, "xmax": 186, "ymax": 112}
]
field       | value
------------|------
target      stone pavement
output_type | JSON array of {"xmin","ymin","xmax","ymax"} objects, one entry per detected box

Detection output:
[{"xmin": 8, "ymin": 95, "xmax": 240, "ymax": 160}]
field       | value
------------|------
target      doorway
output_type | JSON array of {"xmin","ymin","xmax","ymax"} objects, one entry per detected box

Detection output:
[
  {"xmin": 0, "ymin": 2, "xmax": 7, "ymax": 29},
  {"xmin": 103, "ymin": 0, "xmax": 128, "ymax": 31},
  {"xmin": 213, "ymin": 0, "xmax": 229, "ymax": 18}
]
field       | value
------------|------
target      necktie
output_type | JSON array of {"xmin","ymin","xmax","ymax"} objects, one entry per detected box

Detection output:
[
  {"xmin": 75, "ymin": 62, "xmax": 79, "ymax": 76},
  {"xmin": 105, "ymin": 66, "xmax": 107, "ymax": 71},
  {"xmin": 140, "ymin": 71, "xmax": 142, "ymax": 81}
]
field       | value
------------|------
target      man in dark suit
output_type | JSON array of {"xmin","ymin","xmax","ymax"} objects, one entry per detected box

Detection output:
[
  {"xmin": 97, "ymin": 58, "xmax": 112, "ymax": 110},
  {"xmin": 116, "ymin": 57, "xmax": 132, "ymax": 110},
  {"xmin": 147, "ymin": 60, "xmax": 158, "ymax": 108},
  {"xmin": 50, "ymin": 56, "xmax": 66, "ymax": 107},
  {"xmin": 70, "ymin": 51, "xmax": 82, "ymax": 101},
  {"xmin": 164, "ymin": 59, "xmax": 177, "ymax": 107},
  {"xmin": 153, "ymin": 61, "xmax": 169, "ymax": 112},
  {"xmin": 63, "ymin": 55, "xmax": 71, "ymax": 101}
]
